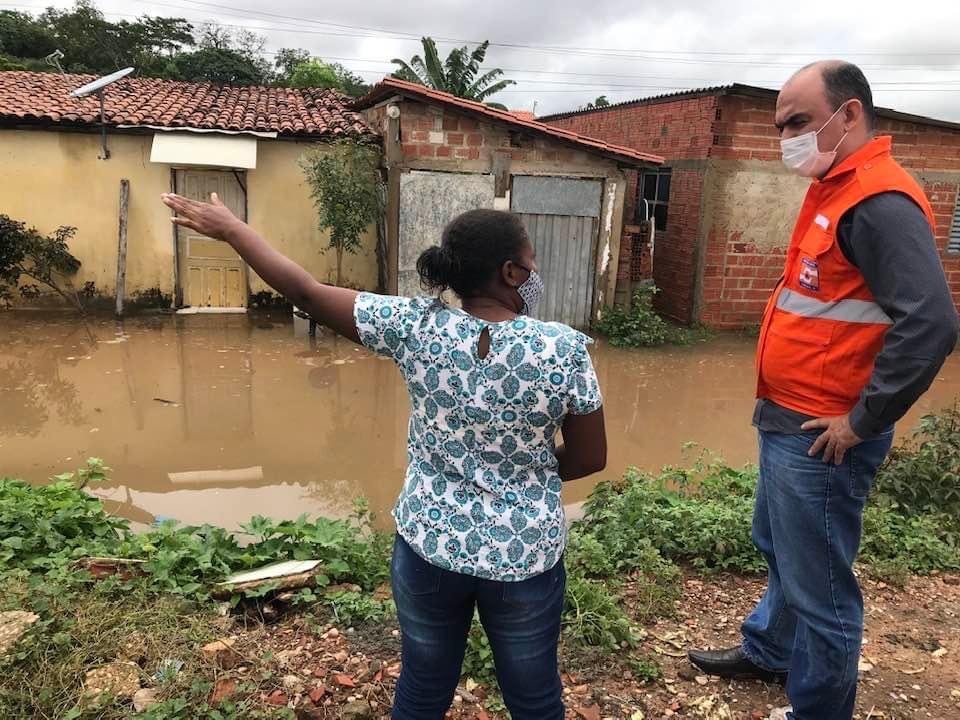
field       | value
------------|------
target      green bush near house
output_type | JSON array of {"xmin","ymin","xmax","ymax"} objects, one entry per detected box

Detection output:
[{"xmin": 595, "ymin": 285, "xmax": 704, "ymax": 347}]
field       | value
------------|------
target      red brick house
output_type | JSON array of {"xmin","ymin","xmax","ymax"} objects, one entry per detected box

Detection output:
[{"xmin": 542, "ymin": 84, "xmax": 960, "ymax": 329}]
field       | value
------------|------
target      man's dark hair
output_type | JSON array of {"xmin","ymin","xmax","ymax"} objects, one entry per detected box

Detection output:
[{"xmin": 821, "ymin": 62, "xmax": 877, "ymax": 131}]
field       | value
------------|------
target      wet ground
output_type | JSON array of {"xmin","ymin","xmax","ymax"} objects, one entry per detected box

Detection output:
[{"xmin": 2, "ymin": 310, "xmax": 959, "ymax": 530}]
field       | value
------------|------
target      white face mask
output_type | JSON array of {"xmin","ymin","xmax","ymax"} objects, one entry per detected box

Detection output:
[
  {"xmin": 515, "ymin": 265, "xmax": 544, "ymax": 317},
  {"xmin": 780, "ymin": 103, "xmax": 849, "ymax": 178}
]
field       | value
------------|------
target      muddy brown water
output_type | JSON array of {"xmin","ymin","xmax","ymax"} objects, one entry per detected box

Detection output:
[{"xmin": 2, "ymin": 311, "xmax": 958, "ymax": 531}]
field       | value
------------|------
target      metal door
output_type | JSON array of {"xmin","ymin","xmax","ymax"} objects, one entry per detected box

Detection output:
[
  {"xmin": 175, "ymin": 170, "xmax": 247, "ymax": 308},
  {"xmin": 398, "ymin": 171, "xmax": 495, "ymax": 297},
  {"xmin": 510, "ymin": 176, "xmax": 603, "ymax": 328}
]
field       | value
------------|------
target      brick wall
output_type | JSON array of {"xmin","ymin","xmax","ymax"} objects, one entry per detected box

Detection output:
[
  {"xmin": 548, "ymin": 97, "xmax": 716, "ymax": 322},
  {"xmin": 395, "ymin": 100, "xmax": 605, "ymax": 169},
  {"xmin": 701, "ymin": 94, "xmax": 960, "ymax": 329}
]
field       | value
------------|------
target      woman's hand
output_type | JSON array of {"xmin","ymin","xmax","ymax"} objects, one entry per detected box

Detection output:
[{"xmin": 161, "ymin": 192, "xmax": 244, "ymax": 242}]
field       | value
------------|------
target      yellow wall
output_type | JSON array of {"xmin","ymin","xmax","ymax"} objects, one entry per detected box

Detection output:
[
  {"xmin": 247, "ymin": 140, "xmax": 378, "ymax": 292},
  {"xmin": 0, "ymin": 129, "xmax": 378, "ymax": 303}
]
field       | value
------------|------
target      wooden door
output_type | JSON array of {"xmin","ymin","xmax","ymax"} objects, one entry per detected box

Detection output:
[{"xmin": 175, "ymin": 170, "xmax": 247, "ymax": 308}]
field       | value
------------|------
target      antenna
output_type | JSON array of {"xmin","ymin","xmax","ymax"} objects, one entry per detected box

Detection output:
[
  {"xmin": 44, "ymin": 49, "xmax": 65, "ymax": 75},
  {"xmin": 69, "ymin": 67, "xmax": 135, "ymax": 98},
  {"xmin": 69, "ymin": 67, "xmax": 135, "ymax": 160}
]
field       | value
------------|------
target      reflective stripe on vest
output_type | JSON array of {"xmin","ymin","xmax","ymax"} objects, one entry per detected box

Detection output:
[{"xmin": 776, "ymin": 288, "xmax": 893, "ymax": 325}]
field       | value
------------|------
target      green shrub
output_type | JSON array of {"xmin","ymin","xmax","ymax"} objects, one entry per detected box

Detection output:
[
  {"xmin": 875, "ymin": 405, "xmax": 960, "ymax": 523},
  {"xmin": 595, "ymin": 285, "xmax": 693, "ymax": 347}
]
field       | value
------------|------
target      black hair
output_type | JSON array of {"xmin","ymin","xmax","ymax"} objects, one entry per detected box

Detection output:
[
  {"xmin": 820, "ymin": 61, "xmax": 877, "ymax": 131},
  {"xmin": 416, "ymin": 209, "xmax": 529, "ymax": 298}
]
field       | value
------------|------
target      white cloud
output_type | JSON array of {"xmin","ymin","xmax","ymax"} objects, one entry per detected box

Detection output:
[{"xmin": 23, "ymin": 0, "xmax": 960, "ymax": 121}]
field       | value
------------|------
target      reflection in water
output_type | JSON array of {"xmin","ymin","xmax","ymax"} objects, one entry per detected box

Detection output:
[
  {"xmin": 0, "ymin": 319, "xmax": 91, "ymax": 435},
  {"xmin": 2, "ymin": 311, "xmax": 959, "ymax": 530}
]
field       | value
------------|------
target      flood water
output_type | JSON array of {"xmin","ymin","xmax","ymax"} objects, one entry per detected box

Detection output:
[{"xmin": 2, "ymin": 310, "xmax": 959, "ymax": 531}]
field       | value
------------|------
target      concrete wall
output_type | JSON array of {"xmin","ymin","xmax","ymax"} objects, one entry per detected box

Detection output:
[
  {"xmin": 364, "ymin": 99, "xmax": 633, "ymax": 321},
  {"xmin": 0, "ymin": 128, "xmax": 378, "ymax": 305}
]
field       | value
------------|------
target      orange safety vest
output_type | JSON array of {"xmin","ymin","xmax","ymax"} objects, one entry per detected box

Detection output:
[{"xmin": 756, "ymin": 136, "xmax": 936, "ymax": 418}]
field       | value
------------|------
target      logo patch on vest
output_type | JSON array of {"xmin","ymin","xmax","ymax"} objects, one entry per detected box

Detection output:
[{"xmin": 799, "ymin": 258, "xmax": 820, "ymax": 291}]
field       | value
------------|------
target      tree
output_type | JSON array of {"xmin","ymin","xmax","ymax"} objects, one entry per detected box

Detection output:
[
  {"xmin": 392, "ymin": 37, "xmax": 514, "ymax": 107},
  {"xmin": 300, "ymin": 142, "xmax": 383, "ymax": 288},
  {"xmin": 0, "ymin": 214, "xmax": 83, "ymax": 310},
  {"xmin": 274, "ymin": 47, "xmax": 310, "ymax": 81},
  {"xmin": 173, "ymin": 46, "xmax": 265, "ymax": 84},
  {"xmin": 275, "ymin": 48, "xmax": 371, "ymax": 96},
  {"xmin": 0, "ymin": 10, "xmax": 57, "ymax": 59},
  {"xmin": 288, "ymin": 59, "xmax": 342, "ymax": 90},
  {"xmin": 582, "ymin": 95, "xmax": 611, "ymax": 111}
]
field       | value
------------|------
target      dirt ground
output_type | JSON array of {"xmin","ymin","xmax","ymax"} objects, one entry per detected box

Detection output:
[{"xmin": 220, "ymin": 572, "xmax": 960, "ymax": 719}]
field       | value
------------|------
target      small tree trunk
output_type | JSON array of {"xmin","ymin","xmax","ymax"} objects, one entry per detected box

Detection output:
[{"xmin": 335, "ymin": 245, "xmax": 344, "ymax": 288}]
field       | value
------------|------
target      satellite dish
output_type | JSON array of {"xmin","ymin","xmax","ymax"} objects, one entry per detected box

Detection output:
[{"xmin": 70, "ymin": 67, "xmax": 135, "ymax": 98}]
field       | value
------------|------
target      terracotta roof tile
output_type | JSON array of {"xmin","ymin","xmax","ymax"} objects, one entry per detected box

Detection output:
[
  {"xmin": 355, "ymin": 77, "xmax": 663, "ymax": 167},
  {"xmin": 0, "ymin": 70, "xmax": 376, "ymax": 139}
]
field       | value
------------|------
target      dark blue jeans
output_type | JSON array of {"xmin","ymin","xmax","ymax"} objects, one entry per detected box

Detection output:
[
  {"xmin": 742, "ymin": 429, "xmax": 894, "ymax": 720},
  {"xmin": 390, "ymin": 534, "xmax": 566, "ymax": 720}
]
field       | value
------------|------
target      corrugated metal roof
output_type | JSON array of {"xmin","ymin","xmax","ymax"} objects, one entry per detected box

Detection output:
[
  {"xmin": 539, "ymin": 82, "xmax": 960, "ymax": 132},
  {"xmin": 355, "ymin": 77, "xmax": 663, "ymax": 167}
]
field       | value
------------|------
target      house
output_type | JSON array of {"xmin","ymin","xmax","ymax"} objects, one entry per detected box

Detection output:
[
  {"xmin": 542, "ymin": 84, "xmax": 960, "ymax": 329},
  {"xmin": 0, "ymin": 70, "xmax": 378, "ymax": 310},
  {"xmin": 354, "ymin": 77, "xmax": 663, "ymax": 328}
]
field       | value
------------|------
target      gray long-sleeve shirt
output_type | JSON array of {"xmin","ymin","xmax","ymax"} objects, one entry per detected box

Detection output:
[{"xmin": 754, "ymin": 191, "xmax": 959, "ymax": 438}]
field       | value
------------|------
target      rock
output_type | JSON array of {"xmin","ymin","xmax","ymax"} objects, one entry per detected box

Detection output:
[
  {"xmin": 341, "ymin": 699, "xmax": 374, "ymax": 720},
  {"xmin": 210, "ymin": 677, "xmax": 238, "ymax": 704},
  {"xmin": 282, "ymin": 674, "xmax": 304, "ymax": 691},
  {"xmin": 202, "ymin": 638, "xmax": 242, "ymax": 669},
  {"xmin": 0, "ymin": 611, "xmax": 39, "ymax": 657},
  {"xmin": 132, "ymin": 688, "xmax": 159, "ymax": 712},
  {"xmin": 575, "ymin": 705, "xmax": 601, "ymax": 720},
  {"xmin": 309, "ymin": 686, "xmax": 327, "ymax": 704},
  {"xmin": 942, "ymin": 576, "xmax": 959, "ymax": 586},
  {"xmin": 695, "ymin": 675, "xmax": 709, "ymax": 685},
  {"xmin": 333, "ymin": 650, "xmax": 349, "ymax": 663},
  {"xmin": 456, "ymin": 684, "xmax": 479, "ymax": 703},
  {"xmin": 82, "ymin": 662, "xmax": 141, "ymax": 701},
  {"xmin": 276, "ymin": 648, "xmax": 304, "ymax": 668},
  {"xmin": 265, "ymin": 689, "xmax": 288, "ymax": 706},
  {"xmin": 334, "ymin": 673, "xmax": 357, "ymax": 688},
  {"xmin": 117, "ymin": 631, "xmax": 148, "ymax": 663},
  {"xmin": 312, "ymin": 667, "xmax": 327, "ymax": 679}
]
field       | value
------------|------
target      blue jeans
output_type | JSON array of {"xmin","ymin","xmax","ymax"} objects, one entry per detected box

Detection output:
[
  {"xmin": 390, "ymin": 534, "xmax": 566, "ymax": 720},
  {"xmin": 742, "ymin": 429, "xmax": 894, "ymax": 720}
]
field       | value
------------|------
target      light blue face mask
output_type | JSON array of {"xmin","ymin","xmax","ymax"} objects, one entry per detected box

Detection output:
[{"xmin": 515, "ymin": 265, "xmax": 545, "ymax": 317}]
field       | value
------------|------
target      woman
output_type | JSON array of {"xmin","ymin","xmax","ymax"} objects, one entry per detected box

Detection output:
[{"xmin": 160, "ymin": 194, "xmax": 607, "ymax": 720}]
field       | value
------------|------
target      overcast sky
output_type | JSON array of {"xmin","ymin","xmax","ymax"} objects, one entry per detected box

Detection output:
[{"xmin": 11, "ymin": 0, "xmax": 960, "ymax": 121}]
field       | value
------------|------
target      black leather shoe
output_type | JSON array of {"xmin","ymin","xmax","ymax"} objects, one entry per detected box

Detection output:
[{"xmin": 688, "ymin": 646, "xmax": 788, "ymax": 684}]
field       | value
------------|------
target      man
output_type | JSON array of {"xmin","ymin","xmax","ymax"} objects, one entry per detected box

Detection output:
[{"xmin": 688, "ymin": 61, "xmax": 959, "ymax": 720}]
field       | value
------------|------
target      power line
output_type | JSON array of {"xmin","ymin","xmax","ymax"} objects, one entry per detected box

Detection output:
[
  {"xmin": 6, "ymin": 1, "xmax": 960, "ymax": 70},
  {"xmin": 5, "ymin": 1, "xmax": 960, "ymax": 96}
]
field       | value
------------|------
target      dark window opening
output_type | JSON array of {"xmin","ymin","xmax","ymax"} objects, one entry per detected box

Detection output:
[
  {"xmin": 948, "ymin": 191, "xmax": 960, "ymax": 254},
  {"xmin": 637, "ymin": 168, "xmax": 672, "ymax": 231}
]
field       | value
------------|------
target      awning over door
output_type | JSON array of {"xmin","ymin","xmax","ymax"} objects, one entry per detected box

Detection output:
[{"xmin": 150, "ymin": 132, "xmax": 258, "ymax": 169}]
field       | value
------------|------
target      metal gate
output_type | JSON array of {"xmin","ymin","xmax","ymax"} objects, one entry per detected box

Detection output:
[
  {"xmin": 398, "ymin": 171, "xmax": 495, "ymax": 298},
  {"xmin": 510, "ymin": 176, "xmax": 603, "ymax": 328}
]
